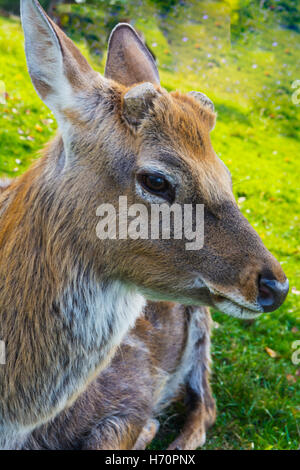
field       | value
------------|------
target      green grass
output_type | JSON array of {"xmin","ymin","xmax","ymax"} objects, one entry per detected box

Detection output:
[{"xmin": 0, "ymin": 0, "xmax": 299, "ymax": 450}]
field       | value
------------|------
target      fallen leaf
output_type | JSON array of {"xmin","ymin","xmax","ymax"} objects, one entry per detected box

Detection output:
[
  {"xmin": 265, "ymin": 347, "xmax": 277, "ymax": 358},
  {"xmin": 286, "ymin": 374, "xmax": 296, "ymax": 383}
]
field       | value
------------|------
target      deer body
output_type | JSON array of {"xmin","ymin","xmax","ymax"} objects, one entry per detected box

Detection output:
[
  {"xmin": 23, "ymin": 303, "xmax": 214, "ymax": 450},
  {"xmin": 0, "ymin": 0, "xmax": 288, "ymax": 449}
]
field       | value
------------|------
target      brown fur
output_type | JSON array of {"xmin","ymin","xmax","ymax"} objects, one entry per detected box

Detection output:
[
  {"xmin": 0, "ymin": 178, "xmax": 11, "ymax": 194},
  {"xmin": 23, "ymin": 303, "xmax": 215, "ymax": 450}
]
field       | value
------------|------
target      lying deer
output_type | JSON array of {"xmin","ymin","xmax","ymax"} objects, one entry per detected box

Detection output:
[
  {"xmin": 23, "ymin": 303, "xmax": 214, "ymax": 450},
  {"xmin": 0, "ymin": 0, "xmax": 288, "ymax": 449}
]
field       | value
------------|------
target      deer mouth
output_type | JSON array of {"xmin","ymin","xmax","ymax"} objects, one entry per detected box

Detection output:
[
  {"xmin": 191, "ymin": 277, "xmax": 263, "ymax": 319},
  {"xmin": 208, "ymin": 287, "xmax": 263, "ymax": 319},
  {"xmin": 213, "ymin": 297, "xmax": 263, "ymax": 319}
]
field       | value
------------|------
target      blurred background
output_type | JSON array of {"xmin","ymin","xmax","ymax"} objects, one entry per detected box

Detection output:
[{"xmin": 0, "ymin": 0, "xmax": 299, "ymax": 449}]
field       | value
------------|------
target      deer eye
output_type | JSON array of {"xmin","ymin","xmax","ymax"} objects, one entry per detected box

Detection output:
[
  {"xmin": 143, "ymin": 174, "xmax": 166, "ymax": 191},
  {"xmin": 137, "ymin": 172, "xmax": 175, "ymax": 202}
]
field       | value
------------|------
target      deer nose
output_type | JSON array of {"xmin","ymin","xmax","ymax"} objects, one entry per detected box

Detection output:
[{"xmin": 257, "ymin": 277, "xmax": 289, "ymax": 312}]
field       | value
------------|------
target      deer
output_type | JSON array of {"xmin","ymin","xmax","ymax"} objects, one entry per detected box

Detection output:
[
  {"xmin": 23, "ymin": 303, "xmax": 215, "ymax": 450},
  {"xmin": 0, "ymin": 0, "xmax": 288, "ymax": 449}
]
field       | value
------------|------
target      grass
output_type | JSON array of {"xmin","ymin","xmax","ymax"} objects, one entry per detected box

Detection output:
[{"xmin": 0, "ymin": 0, "xmax": 299, "ymax": 450}]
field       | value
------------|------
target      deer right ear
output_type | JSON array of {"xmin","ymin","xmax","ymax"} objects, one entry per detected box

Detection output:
[{"xmin": 105, "ymin": 23, "xmax": 160, "ymax": 86}]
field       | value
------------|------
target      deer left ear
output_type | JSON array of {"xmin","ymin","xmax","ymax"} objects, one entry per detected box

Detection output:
[{"xmin": 105, "ymin": 23, "xmax": 160, "ymax": 86}]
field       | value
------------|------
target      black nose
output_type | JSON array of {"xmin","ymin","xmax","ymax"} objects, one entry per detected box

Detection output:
[{"xmin": 257, "ymin": 277, "xmax": 289, "ymax": 312}]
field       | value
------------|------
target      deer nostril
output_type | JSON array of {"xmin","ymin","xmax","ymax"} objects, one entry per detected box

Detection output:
[
  {"xmin": 258, "ymin": 280, "xmax": 274, "ymax": 306},
  {"xmin": 258, "ymin": 277, "xmax": 289, "ymax": 312}
]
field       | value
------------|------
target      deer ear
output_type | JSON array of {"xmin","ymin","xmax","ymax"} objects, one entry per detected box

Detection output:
[
  {"xmin": 105, "ymin": 23, "xmax": 160, "ymax": 86},
  {"xmin": 21, "ymin": 0, "xmax": 97, "ymax": 124}
]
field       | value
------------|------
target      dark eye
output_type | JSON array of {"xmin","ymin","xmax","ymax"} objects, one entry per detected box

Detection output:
[
  {"xmin": 143, "ymin": 175, "xmax": 167, "ymax": 191},
  {"xmin": 137, "ymin": 173, "xmax": 175, "ymax": 203}
]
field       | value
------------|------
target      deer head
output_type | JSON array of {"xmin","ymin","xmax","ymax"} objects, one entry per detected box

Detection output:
[{"xmin": 21, "ymin": 0, "xmax": 288, "ymax": 320}]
